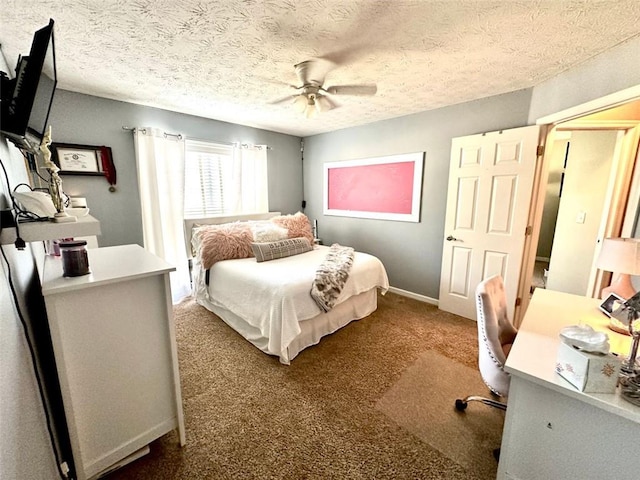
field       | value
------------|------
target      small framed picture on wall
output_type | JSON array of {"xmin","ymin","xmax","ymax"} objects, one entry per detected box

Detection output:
[{"xmin": 51, "ymin": 143, "xmax": 109, "ymax": 175}]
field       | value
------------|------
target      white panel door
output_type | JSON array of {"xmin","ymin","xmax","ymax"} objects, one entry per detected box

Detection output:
[{"xmin": 439, "ymin": 126, "xmax": 540, "ymax": 320}]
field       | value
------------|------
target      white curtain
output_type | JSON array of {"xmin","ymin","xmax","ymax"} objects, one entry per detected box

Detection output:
[
  {"xmin": 230, "ymin": 144, "xmax": 269, "ymax": 214},
  {"xmin": 134, "ymin": 127, "xmax": 191, "ymax": 303}
]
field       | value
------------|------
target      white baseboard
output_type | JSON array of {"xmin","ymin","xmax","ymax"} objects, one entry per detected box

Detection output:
[
  {"xmin": 535, "ymin": 256, "xmax": 550, "ymax": 262},
  {"xmin": 387, "ymin": 286, "xmax": 439, "ymax": 306}
]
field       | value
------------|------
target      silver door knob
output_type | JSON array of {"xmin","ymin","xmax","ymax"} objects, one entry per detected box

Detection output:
[{"xmin": 446, "ymin": 235, "xmax": 458, "ymax": 241}]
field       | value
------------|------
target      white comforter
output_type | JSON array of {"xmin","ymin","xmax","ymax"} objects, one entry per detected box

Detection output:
[{"xmin": 193, "ymin": 245, "xmax": 388, "ymax": 361}]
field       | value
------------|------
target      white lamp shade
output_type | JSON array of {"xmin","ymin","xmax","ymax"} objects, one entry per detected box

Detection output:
[
  {"xmin": 304, "ymin": 105, "xmax": 318, "ymax": 118},
  {"xmin": 597, "ymin": 237, "xmax": 640, "ymax": 275},
  {"xmin": 293, "ymin": 95, "xmax": 307, "ymax": 113},
  {"xmin": 315, "ymin": 95, "xmax": 331, "ymax": 113}
]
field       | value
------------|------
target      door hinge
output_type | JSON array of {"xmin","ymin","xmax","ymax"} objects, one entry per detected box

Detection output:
[
  {"xmin": 515, "ymin": 297, "xmax": 522, "ymax": 307},
  {"xmin": 525, "ymin": 225, "xmax": 533, "ymax": 236},
  {"xmin": 536, "ymin": 145, "xmax": 545, "ymax": 156}
]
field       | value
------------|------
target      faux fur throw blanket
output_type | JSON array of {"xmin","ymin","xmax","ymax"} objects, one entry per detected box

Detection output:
[{"xmin": 310, "ymin": 244, "xmax": 355, "ymax": 313}]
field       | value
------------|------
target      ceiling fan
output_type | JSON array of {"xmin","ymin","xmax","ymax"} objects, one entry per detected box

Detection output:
[{"xmin": 270, "ymin": 59, "xmax": 377, "ymax": 118}]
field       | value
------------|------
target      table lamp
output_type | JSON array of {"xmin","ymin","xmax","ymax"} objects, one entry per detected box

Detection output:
[{"xmin": 596, "ymin": 237, "xmax": 640, "ymax": 300}]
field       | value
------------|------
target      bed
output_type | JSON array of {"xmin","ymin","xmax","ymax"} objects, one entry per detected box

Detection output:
[{"xmin": 186, "ymin": 212, "xmax": 389, "ymax": 364}]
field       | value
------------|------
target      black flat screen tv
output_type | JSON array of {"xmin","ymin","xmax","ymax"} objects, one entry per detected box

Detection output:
[{"xmin": 0, "ymin": 19, "xmax": 57, "ymax": 153}]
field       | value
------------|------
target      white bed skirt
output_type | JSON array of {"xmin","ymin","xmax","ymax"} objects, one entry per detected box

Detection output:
[{"xmin": 197, "ymin": 288, "xmax": 379, "ymax": 364}]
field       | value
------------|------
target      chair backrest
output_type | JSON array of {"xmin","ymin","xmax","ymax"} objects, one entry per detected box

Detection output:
[{"xmin": 475, "ymin": 274, "xmax": 518, "ymax": 398}]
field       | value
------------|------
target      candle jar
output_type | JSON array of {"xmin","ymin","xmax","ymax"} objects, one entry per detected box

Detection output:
[{"xmin": 59, "ymin": 240, "xmax": 90, "ymax": 277}]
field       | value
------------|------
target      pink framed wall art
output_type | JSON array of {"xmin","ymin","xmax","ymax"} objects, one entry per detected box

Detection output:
[{"xmin": 323, "ymin": 152, "xmax": 424, "ymax": 222}]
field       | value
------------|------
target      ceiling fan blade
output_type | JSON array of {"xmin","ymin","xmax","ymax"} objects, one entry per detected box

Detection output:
[
  {"xmin": 324, "ymin": 84, "xmax": 377, "ymax": 96},
  {"xmin": 268, "ymin": 94, "xmax": 297, "ymax": 105}
]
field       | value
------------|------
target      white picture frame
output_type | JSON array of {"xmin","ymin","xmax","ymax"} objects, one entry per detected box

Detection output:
[
  {"xmin": 323, "ymin": 152, "xmax": 424, "ymax": 222},
  {"xmin": 599, "ymin": 292, "xmax": 624, "ymax": 317}
]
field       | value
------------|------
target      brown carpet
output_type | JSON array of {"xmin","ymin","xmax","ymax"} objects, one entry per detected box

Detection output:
[
  {"xmin": 105, "ymin": 292, "xmax": 503, "ymax": 480},
  {"xmin": 376, "ymin": 350, "xmax": 504, "ymax": 479}
]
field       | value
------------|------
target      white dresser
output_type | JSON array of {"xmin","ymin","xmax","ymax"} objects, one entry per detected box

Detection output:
[{"xmin": 41, "ymin": 244, "xmax": 185, "ymax": 480}]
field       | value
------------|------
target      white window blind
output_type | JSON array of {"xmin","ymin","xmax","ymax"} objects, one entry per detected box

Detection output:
[{"xmin": 184, "ymin": 139, "xmax": 269, "ymax": 218}]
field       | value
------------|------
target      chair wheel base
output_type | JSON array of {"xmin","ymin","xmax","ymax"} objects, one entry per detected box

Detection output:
[
  {"xmin": 455, "ymin": 395, "xmax": 507, "ymax": 411},
  {"xmin": 454, "ymin": 398, "xmax": 468, "ymax": 411}
]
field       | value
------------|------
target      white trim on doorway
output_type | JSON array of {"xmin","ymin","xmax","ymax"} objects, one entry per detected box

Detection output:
[{"xmin": 536, "ymin": 85, "xmax": 640, "ymax": 125}]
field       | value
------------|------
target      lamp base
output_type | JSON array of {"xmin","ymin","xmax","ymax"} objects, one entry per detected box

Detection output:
[
  {"xmin": 51, "ymin": 212, "xmax": 77, "ymax": 223},
  {"xmin": 608, "ymin": 317, "xmax": 632, "ymax": 336},
  {"xmin": 601, "ymin": 274, "xmax": 636, "ymax": 300}
]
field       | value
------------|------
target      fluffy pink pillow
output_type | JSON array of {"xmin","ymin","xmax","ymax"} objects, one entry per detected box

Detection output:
[
  {"xmin": 196, "ymin": 222, "xmax": 254, "ymax": 269},
  {"xmin": 271, "ymin": 212, "xmax": 314, "ymax": 244}
]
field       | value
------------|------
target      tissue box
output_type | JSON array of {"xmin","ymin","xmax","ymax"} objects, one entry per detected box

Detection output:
[{"xmin": 555, "ymin": 342, "xmax": 621, "ymax": 393}]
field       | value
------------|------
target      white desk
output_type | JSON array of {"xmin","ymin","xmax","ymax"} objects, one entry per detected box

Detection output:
[{"xmin": 497, "ymin": 289, "xmax": 640, "ymax": 480}]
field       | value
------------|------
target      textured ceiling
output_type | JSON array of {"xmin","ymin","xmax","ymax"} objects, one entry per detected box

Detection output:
[{"xmin": 1, "ymin": 0, "xmax": 639, "ymax": 137}]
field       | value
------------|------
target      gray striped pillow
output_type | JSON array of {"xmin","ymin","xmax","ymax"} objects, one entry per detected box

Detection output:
[{"xmin": 251, "ymin": 237, "xmax": 313, "ymax": 262}]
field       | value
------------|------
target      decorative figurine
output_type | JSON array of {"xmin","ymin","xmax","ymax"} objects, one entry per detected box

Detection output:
[{"xmin": 40, "ymin": 126, "xmax": 76, "ymax": 223}]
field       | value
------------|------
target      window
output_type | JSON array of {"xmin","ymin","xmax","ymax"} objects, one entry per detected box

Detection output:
[{"xmin": 184, "ymin": 140, "xmax": 268, "ymax": 218}]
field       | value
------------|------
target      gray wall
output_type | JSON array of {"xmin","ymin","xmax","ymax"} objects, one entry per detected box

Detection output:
[
  {"xmin": 302, "ymin": 89, "xmax": 533, "ymax": 299},
  {"xmin": 47, "ymin": 90, "xmax": 303, "ymax": 247},
  {"xmin": 528, "ymin": 36, "xmax": 640, "ymax": 123},
  {"xmin": 0, "ymin": 139, "xmax": 61, "ymax": 479}
]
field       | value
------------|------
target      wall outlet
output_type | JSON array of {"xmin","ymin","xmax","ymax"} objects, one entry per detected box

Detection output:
[{"xmin": 575, "ymin": 211, "xmax": 586, "ymax": 224}]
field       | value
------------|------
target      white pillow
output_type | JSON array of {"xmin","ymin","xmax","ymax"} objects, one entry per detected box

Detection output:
[
  {"xmin": 251, "ymin": 221, "xmax": 289, "ymax": 243},
  {"xmin": 13, "ymin": 191, "xmax": 57, "ymax": 217}
]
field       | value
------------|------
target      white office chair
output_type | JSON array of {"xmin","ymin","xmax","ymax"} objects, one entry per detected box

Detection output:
[{"xmin": 455, "ymin": 274, "xmax": 517, "ymax": 412}]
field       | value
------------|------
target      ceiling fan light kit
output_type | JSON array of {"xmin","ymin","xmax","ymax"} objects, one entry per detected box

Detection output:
[
  {"xmin": 304, "ymin": 102, "xmax": 318, "ymax": 118},
  {"xmin": 315, "ymin": 95, "xmax": 331, "ymax": 113},
  {"xmin": 293, "ymin": 95, "xmax": 308, "ymax": 113},
  {"xmin": 293, "ymin": 92, "xmax": 332, "ymax": 118},
  {"xmin": 272, "ymin": 58, "xmax": 378, "ymax": 119}
]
